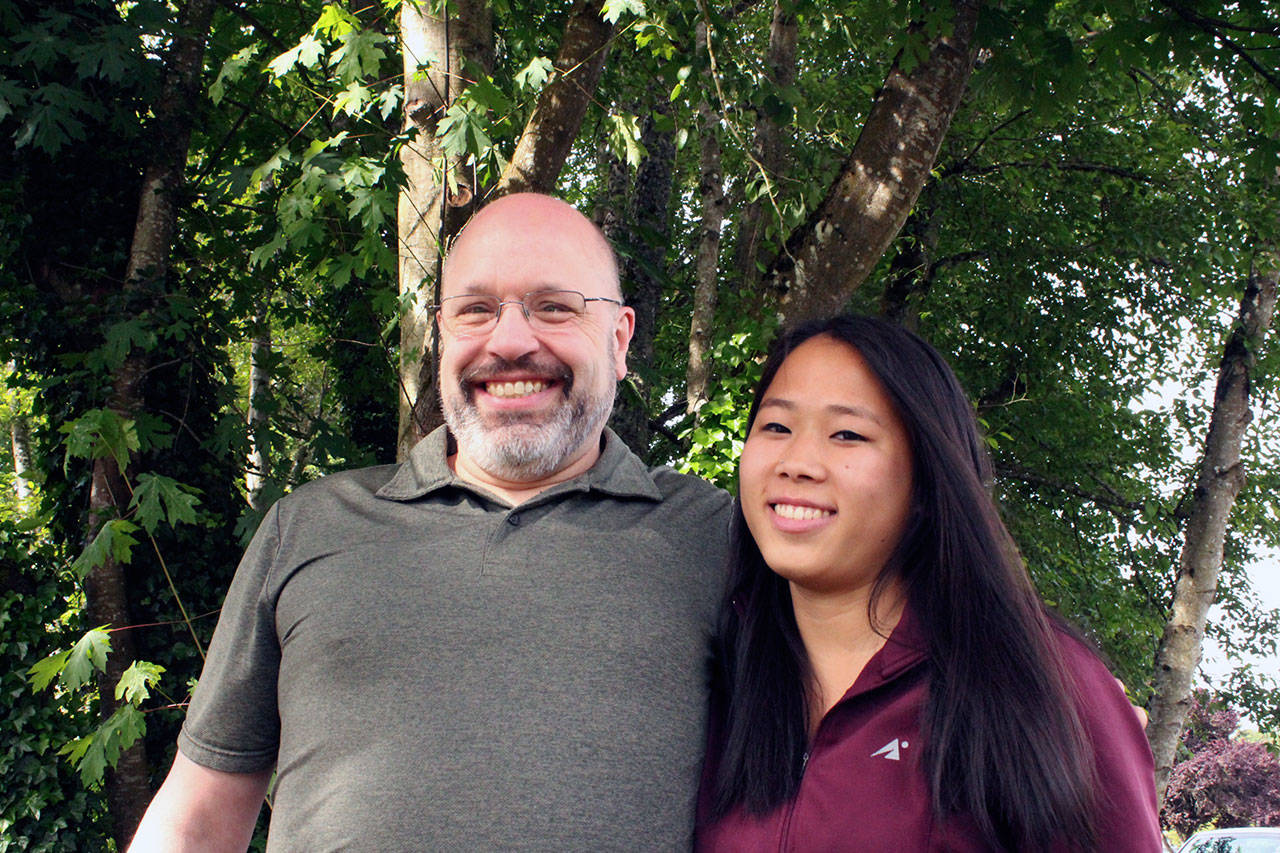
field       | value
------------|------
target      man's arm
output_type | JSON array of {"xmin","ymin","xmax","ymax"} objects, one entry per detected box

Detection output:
[{"xmin": 128, "ymin": 751, "xmax": 271, "ymax": 853}]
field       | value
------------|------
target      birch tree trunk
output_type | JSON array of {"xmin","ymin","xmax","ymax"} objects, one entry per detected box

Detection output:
[
  {"xmin": 86, "ymin": 0, "xmax": 214, "ymax": 843},
  {"xmin": 10, "ymin": 413, "xmax": 32, "ymax": 503},
  {"xmin": 732, "ymin": 0, "xmax": 796, "ymax": 294},
  {"xmin": 687, "ymin": 20, "xmax": 728, "ymax": 417},
  {"xmin": 1147, "ymin": 251, "xmax": 1279, "ymax": 801},
  {"xmin": 496, "ymin": 0, "xmax": 614, "ymax": 195},
  {"xmin": 771, "ymin": 0, "xmax": 979, "ymax": 324},
  {"xmin": 397, "ymin": 0, "xmax": 491, "ymax": 460},
  {"xmin": 245, "ymin": 300, "xmax": 271, "ymax": 511}
]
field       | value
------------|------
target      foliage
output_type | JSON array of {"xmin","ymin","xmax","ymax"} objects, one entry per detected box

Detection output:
[
  {"xmin": 1162, "ymin": 692, "xmax": 1280, "ymax": 835},
  {"xmin": 0, "ymin": 518, "xmax": 109, "ymax": 851},
  {"xmin": 1, "ymin": 0, "xmax": 1279, "ymax": 844}
]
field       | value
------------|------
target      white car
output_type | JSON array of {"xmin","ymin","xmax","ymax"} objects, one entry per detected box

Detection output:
[{"xmin": 1178, "ymin": 827, "xmax": 1280, "ymax": 853}]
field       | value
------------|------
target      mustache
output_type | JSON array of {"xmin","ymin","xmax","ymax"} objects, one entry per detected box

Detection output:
[{"xmin": 459, "ymin": 355, "xmax": 574, "ymax": 394}]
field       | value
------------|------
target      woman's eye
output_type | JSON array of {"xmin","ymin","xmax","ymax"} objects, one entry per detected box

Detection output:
[
  {"xmin": 759, "ymin": 422, "xmax": 790, "ymax": 434},
  {"xmin": 832, "ymin": 429, "xmax": 866, "ymax": 441}
]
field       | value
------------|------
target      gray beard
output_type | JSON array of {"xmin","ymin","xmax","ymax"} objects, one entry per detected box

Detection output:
[{"xmin": 443, "ymin": 368, "xmax": 617, "ymax": 483}]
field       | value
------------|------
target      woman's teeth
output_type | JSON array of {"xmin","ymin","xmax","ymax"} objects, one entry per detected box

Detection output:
[{"xmin": 772, "ymin": 503, "xmax": 833, "ymax": 521}]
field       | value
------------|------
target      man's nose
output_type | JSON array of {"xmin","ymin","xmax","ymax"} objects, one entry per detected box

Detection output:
[{"xmin": 484, "ymin": 301, "xmax": 540, "ymax": 361}]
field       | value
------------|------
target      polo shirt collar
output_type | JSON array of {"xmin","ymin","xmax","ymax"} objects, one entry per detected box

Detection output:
[{"xmin": 375, "ymin": 425, "xmax": 663, "ymax": 503}]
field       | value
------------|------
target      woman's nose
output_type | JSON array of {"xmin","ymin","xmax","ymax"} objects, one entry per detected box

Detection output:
[{"xmin": 774, "ymin": 440, "xmax": 826, "ymax": 481}]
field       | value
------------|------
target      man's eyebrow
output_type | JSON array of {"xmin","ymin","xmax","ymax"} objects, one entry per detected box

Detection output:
[{"xmin": 758, "ymin": 396, "xmax": 886, "ymax": 426}]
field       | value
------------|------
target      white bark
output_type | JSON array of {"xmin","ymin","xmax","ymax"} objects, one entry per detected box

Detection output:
[
  {"xmin": 246, "ymin": 302, "xmax": 270, "ymax": 511},
  {"xmin": 1147, "ymin": 250, "xmax": 1279, "ymax": 801},
  {"xmin": 396, "ymin": 0, "xmax": 491, "ymax": 460}
]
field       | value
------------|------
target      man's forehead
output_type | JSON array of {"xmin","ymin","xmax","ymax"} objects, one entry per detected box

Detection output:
[{"xmin": 441, "ymin": 224, "xmax": 620, "ymax": 298}]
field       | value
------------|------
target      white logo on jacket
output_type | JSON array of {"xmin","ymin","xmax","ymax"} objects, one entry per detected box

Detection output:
[{"xmin": 871, "ymin": 738, "xmax": 908, "ymax": 761}]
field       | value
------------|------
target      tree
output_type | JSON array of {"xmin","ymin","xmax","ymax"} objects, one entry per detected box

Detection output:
[{"xmin": 1148, "ymin": 257, "xmax": 1279, "ymax": 798}]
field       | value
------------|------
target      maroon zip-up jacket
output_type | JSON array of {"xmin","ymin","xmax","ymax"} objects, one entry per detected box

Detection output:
[{"xmin": 696, "ymin": 611, "xmax": 1163, "ymax": 852}]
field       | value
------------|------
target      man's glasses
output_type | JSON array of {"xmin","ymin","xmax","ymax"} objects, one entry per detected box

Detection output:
[{"xmin": 435, "ymin": 289, "xmax": 624, "ymax": 336}]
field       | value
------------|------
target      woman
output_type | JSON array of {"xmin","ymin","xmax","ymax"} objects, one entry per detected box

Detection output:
[{"xmin": 698, "ymin": 316, "xmax": 1162, "ymax": 851}]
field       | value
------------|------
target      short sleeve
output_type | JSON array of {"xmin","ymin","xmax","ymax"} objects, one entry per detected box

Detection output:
[{"xmin": 177, "ymin": 504, "xmax": 284, "ymax": 773}]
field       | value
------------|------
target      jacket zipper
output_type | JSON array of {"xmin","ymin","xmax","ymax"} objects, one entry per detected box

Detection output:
[{"xmin": 778, "ymin": 747, "xmax": 812, "ymax": 851}]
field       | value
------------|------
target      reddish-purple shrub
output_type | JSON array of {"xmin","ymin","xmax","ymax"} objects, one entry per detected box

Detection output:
[{"xmin": 1161, "ymin": 693, "xmax": 1280, "ymax": 836}]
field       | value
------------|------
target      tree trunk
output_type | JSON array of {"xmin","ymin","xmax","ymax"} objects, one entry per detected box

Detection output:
[
  {"xmin": 245, "ymin": 300, "xmax": 270, "ymax": 511},
  {"xmin": 770, "ymin": 0, "xmax": 979, "ymax": 325},
  {"xmin": 687, "ymin": 21, "xmax": 728, "ymax": 418},
  {"xmin": 732, "ymin": 0, "xmax": 796, "ymax": 295},
  {"xmin": 1147, "ymin": 251, "xmax": 1279, "ymax": 801},
  {"xmin": 397, "ymin": 0, "xmax": 491, "ymax": 461},
  {"xmin": 496, "ymin": 0, "xmax": 614, "ymax": 196},
  {"xmin": 879, "ymin": 200, "xmax": 939, "ymax": 329},
  {"xmin": 594, "ymin": 135, "xmax": 629, "ymax": 239},
  {"xmin": 82, "ymin": 0, "xmax": 215, "ymax": 843},
  {"xmin": 10, "ymin": 413, "xmax": 32, "ymax": 503},
  {"xmin": 609, "ymin": 104, "xmax": 676, "ymax": 456}
]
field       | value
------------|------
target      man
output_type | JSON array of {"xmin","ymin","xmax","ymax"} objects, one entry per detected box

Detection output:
[{"xmin": 129, "ymin": 194, "xmax": 733, "ymax": 851}]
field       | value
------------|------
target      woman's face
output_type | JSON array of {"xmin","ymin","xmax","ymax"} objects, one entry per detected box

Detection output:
[{"xmin": 739, "ymin": 335, "xmax": 914, "ymax": 596}]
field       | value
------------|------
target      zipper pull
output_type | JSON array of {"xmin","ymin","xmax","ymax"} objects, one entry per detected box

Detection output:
[{"xmin": 800, "ymin": 750, "xmax": 810, "ymax": 772}]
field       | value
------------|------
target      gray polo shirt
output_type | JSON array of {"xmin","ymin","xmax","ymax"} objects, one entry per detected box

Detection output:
[{"xmin": 178, "ymin": 427, "xmax": 733, "ymax": 852}]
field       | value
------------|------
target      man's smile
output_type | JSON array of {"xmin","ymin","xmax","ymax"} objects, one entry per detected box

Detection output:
[{"xmin": 484, "ymin": 379, "xmax": 550, "ymax": 398}]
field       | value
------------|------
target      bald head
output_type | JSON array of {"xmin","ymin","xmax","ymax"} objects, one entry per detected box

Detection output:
[{"xmin": 443, "ymin": 193, "xmax": 621, "ymax": 299}]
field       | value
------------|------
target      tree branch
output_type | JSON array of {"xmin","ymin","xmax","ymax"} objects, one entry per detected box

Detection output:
[
  {"xmin": 769, "ymin": 0, "xmax": 981, "ymax": 324},
  {"xmin": 495, "ymin": 0, "xmax": 616, "ymax": 195},
  {"xmin": 1161, "ymin": 1, "xmax": 1280, "ymax": 93},
  {"xmin": 948, "ymin": 159, "xmax": 1154, "ymax": 183}
]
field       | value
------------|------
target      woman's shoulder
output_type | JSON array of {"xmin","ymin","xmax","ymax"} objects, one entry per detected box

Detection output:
[
  {"xmin": 1050, "ymin": 624, "xmax": 1165, "ymax": 852},
  {"xmin": 1049, "ymin": 626, "xmax": 1119, "ymax": 690}
]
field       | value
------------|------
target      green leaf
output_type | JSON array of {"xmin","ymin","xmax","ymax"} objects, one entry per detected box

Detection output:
[
  {"xmin": 437, "ymin": 101, "xmax": 494, "ymax": 159},
  {"xmin": 266, "ymin": 43, "xmax": 303, "ymax": 78},
  {"xmin": 210, "ymin": 45, "xmax": 260, "ymax": 104},
  {"xmin": 115, "ymin": 660, "xmax": 165, "ymax": 704},
  {"xmin": 377, "ymin": 87, "xmax": 402, "ymax": 121},
  {"xmin": 462, "ymin": 75, "xmax": 511, "ymax": 114},
  {"xmin": 602, "ymin": 0, "xmax": 645, "ymax": 25},
  {"xmin": 71, "ymin": 519, "xmax": 140, "ymax": 580},
  {"xmin": 26, "ymin": 647, "xmax": 72, "ymax": 692},
  {"xmin": 61, "ymin": 704, "xmax": 146, "ymax": 788},
  {"xmin": 297, "ymin": 35, "xmax": 325, "ymax": 70},
  {"xmin": 59, "ymin": 627, "xmax": 112, "ymax": 692},
  {"xmin": 314, "ymin": 4, "xmax": 361, "ymax": 39},
  {"xmin": 332, "ymin": 82, "xmax": 373, "ymax": 118},
  {"xmin": 606, "ymin": 113, "xmax": 647, "ymax": 168},
  {"xmin": 332, "ymin": 30, "xmax": 388, "ymax": 83},
  {"xmin": 514, "ymin": 57, "xmax": 554, "ymax": 92},
  {"xmin": 129, "ymin": 473, "xmax": 201, "ymax": 533},
  {"xmin": 96, "ymin": 318, "xmax": 157, "ymax": 370},
  {"xmin": 60, "ymin": 409, "xmax": 139, "ymax": 473}
]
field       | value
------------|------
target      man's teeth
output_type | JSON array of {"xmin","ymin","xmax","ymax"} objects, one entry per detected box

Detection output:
[
  {"xmin": 773, "ymin": 503, "xmax": 833, "ymax": 521},
  {"xmin": 486, "ymin": 380, "xmax": 548, "ymax": 398}
]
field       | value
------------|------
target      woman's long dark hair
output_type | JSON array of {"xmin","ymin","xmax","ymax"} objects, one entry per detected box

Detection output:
[{"xmin": 711, "ymin": 315, "xmax": 1099, "ymax": 851}]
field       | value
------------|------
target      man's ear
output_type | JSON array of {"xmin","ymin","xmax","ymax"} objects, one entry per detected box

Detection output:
[{"xmin": 613, "ymin": 306, "xmax": 636, "ymax": 380}]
